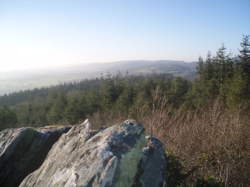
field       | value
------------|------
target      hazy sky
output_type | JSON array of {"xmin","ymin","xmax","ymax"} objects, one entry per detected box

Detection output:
[{"xmin": 0, "ymin": 0, "xmax": 249, "ymax": 72}]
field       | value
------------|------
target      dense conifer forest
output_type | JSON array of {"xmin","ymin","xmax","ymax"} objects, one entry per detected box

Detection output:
[
  {"xmin": 1, "ymin": 36, "xmax": 249, "ymax": 129},
  {"xmin": 0, "ymin": 35, "xmax": 249, "ymax": 186}
]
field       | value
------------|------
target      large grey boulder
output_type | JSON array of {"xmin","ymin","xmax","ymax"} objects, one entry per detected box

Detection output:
[
  {"xmin": 0, "ymin": 126, "xmax": 70, "ymax": 187},
  {"xmin": 20, "ymin": 119, "xmax": 167, "ymax": 187}
]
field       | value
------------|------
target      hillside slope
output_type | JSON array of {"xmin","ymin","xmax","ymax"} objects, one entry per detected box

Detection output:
[{"xmin": 0, "ymin": 60, "xmax": 196, "ymax": 95}]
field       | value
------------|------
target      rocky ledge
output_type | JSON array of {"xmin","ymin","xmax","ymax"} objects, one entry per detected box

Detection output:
[
  {"xmin": 0, "ymin": 120, "xmax": 167, "ymax": 187},
  {"xmin": 0, "ymin": 126, "xmax": 71, "ymax": 187}
]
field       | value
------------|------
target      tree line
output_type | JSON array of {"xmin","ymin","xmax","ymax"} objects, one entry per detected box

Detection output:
[{"xmin": 0, "ymin": 35, "xmax": 249, "ymax": 130}]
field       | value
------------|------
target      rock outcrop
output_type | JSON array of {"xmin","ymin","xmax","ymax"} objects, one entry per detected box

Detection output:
[
  {"xmin": 0, "ymin": 126, "xmax": 70, "ymax": 187},
  {"xmin": 0, "ymin": 120, "xmax": 167, "ymax": 187}
]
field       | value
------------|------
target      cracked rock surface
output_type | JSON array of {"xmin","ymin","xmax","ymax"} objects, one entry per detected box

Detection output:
[
  {"xmin": 0, "ymin": 126, "xmax": 70, "ymax": 187},
  {"xmin": 0, "ymin": 120, "xmax": 167, "ymax": 187},
  {"xmin": 21, "ymin": 120, "xmax": 167, "ymax": 187}
]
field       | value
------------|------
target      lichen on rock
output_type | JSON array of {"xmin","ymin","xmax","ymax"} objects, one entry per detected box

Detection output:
[
  {"xmin": 114, "ymin": 130, "xmax": 146, "ymax": 187},
  {"xmin": 1, "ymin": 119, "xmax": 167, "ymax": 187}
]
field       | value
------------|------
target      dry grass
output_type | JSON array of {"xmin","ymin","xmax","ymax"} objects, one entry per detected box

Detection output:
[
  {"xmin": 88, "ymin": 90, "xmax": 250, "ymax": 186},
  {"xmin": 138, "ymin": 91, "xmax": 250, "ymax": 186},
  {"xmin": 87, "ymin": 110, "xmax": 127, "ymax": 129}
]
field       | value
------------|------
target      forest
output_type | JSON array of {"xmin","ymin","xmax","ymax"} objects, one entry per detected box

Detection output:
[{"xmin": 0, "ymin": 35, "xmax": 249, "ymax": 186}]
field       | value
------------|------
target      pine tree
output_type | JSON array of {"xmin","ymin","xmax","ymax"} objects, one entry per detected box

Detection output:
[
  {"xmin": 239, "ymin": 35, "xmax": 250, "ymax": 83},
  {"xmin": 47, "ymin": 93, "xmax": 67, "ymax": 124},
  {"xmin": 226, "ymin": 35, "xmax": 250, "ymax": 108},
  {"xmin": 215, "ymin": 45, "xmax": 233, "ymax": 86},
  {"xmin": 0, "ymin": 106, "xmax": 17, "ymax": 130}
]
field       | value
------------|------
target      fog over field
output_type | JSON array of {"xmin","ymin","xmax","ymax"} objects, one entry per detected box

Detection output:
[{"xmin": 0, "ymin": 60, "xmax": 196, "ymax": 95}]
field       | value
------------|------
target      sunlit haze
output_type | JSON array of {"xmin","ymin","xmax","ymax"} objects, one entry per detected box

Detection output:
[{"xmin": 0, "ymin": 0, "xmax": 249, "ymax": 72}]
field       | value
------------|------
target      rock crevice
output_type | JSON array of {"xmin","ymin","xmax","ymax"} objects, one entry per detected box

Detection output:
[
  {"xmin": 0, "ymin": 120, "xmax": 167, "ymax": 187},
  {"xmin": 0, "ymin": 126, "xmax": 70, "ymax": 187}
]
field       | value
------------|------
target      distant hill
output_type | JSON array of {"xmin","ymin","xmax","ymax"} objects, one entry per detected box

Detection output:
[{"xmin": 0, "ymin": 60, "xmax": 197, "ymax": 95}]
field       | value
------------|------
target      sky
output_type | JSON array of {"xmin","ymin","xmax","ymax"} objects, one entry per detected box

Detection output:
[{"xmin": 0, "ymin": 0, "xmax": 249, "ymax": 72}]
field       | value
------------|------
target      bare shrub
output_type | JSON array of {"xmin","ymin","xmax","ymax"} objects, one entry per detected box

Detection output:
[
  {"xmin": 137, "ymin": 92, "xmax": 250, "ymax": 186},
  {"xmin": 88, "ymin": 110, "xmax": 126, "ymax": 129},
  {"xmin": 88, "ymin": 90, "xmax": 249, "ymax": 186}
]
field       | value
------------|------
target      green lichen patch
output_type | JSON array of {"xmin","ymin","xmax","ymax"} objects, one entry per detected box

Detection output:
[{"xmin": 114, "ymin": 132, "xmax": 146, "ymax": 187}]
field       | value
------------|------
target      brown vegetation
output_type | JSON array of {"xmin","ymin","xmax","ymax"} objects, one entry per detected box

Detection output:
[
  {"xmin": 142, "ymin": 93, "xmax": 249, "ymax": 186},
  {"xmin": 89, "ymin": 91, "xmax": 250, "ymax": 186}
]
